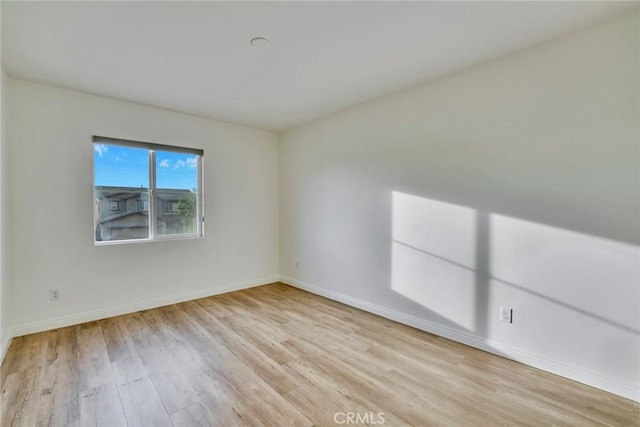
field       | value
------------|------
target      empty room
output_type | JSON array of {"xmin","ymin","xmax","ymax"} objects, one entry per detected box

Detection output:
[{"xmin": 0, "ymin": 1, "xmax": 638, "ymax": 426}]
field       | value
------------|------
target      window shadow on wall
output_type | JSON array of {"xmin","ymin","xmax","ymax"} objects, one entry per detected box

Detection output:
[{"xmin": 390, "ymin": 191, "xmax": 640, "ymax": 350}]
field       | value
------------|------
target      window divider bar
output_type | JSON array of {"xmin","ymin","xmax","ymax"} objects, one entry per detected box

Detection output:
[
  {"xmin": 198, "ymin": 155, "xmax": 204, "ymax": 235},
  {"xmin": 149, "ymin": 150, "xmax": 157, "ymax": 239}
]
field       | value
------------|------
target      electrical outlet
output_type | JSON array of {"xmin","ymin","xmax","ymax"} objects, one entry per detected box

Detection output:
[
  {"xmin": 295, "ymin": 261, "xmax": 299, "ymax": 270},
  {"xmin": 500, "ymin": 307, "xmax": 513, "ymax": 323},
  {"xmin": 50, "ymin": 289, "xmax": 60, "ymax": 301}
]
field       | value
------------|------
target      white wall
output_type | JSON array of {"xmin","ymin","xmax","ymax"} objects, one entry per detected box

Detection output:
[
  {"xmin": 8, "ymin": 79, "xmax": 280, "ymax": 333},
  {"xmin": 0, "ymin": 64, "xmax": 10, "ymax": 358},
  {"xmin": 280, "ymin": 11, "xmax": 640, "ymax": 400}
]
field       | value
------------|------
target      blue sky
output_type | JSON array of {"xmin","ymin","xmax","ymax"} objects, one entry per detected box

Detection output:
[{"xmin": 94, "ymin": 144, "xmax": 198, "ymax": 190}]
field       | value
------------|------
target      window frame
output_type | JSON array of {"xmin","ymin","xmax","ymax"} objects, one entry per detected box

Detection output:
[
  {"xmin": 138, "ymin": 199, "xmax": 149, "ymax": 212},
  {"xmin": 93, "ymin": 135, "xmax": 204, "ymax": 245}
]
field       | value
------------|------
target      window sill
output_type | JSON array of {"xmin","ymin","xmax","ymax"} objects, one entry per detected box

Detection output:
[{"xmin": 94, "ymin": 234, "xmax": 203, "ymax": 246}]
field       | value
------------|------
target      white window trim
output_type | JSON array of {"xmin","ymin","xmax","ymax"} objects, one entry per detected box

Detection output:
[{"xmin": 93, "ymin": 136, "xmax": 204, "ymax": 245}]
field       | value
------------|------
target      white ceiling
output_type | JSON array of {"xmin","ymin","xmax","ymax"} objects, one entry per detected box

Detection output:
[{"xmin": 1, "ymin": 1, "xmax": 635, "ymax": 132}]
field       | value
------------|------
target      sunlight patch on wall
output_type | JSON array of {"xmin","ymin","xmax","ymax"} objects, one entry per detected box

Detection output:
[
  {"xmin": 392, "ymin": 192, "xmax": 476, "ymax": 268},
  {"xmin": 391, "ymin": 191, "xmax": 478, "ymax": 331}
]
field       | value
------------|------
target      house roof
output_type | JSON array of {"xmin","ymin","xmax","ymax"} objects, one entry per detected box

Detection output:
[{"xmin": 98, "ymin": 211, "xmax": 148, "ymax": 225}]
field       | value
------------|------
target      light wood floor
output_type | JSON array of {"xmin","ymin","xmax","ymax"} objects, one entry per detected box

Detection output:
[{"xmin": 1, "ymin": 283, "xmax": 638, "ymax": 426}]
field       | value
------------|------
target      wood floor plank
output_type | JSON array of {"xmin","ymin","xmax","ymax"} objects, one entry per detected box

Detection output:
[
  {"xmin": 1, "ymin": 367, "xmax": 44, "ymax": 427},
  {"xmin": 100, "ymin": 317, "xmax": 139, "ymax": 362},
  {"xmin": 111, "ymin": 357, "xmax": 148, "ymax": 386},
  {"xmin": 15, "ymin": 332, "xmax": 49, "ymax": 374},
  {"xmin": 187, "ymin": 301, "xmax": 299, "ymax": 395},
  {"xmin": 35, "ymin": 397, "xmax": 80, "ymax": 427},
  {"xmin": 79, "ymin": 383, "xmax": 127, "ymax": 427},
  {"xmin": 188, "ymin": 368, "xmax": 254, "ymax": 426},
  {"xmin": 171, "ymin": 403, "xmax": 213, "ymax": 427},
  {"xmin": 117, "ymin": 378, "xmax": 172, "ymax": 426},
  {"xmin": 139, "ymin": 344, "xmax": 200, "ymax": 414},
  {"xmin": 1, "ymin": 282, "xmax": 638, "ymax": 426},
  {"xmin": 218, "ymin": 314, "xmax": 298, "ymax": 365},
  {"xmin": 45, "ymin": 328, "xmax": 78, "ymax": 367},
  {"xmin": 198, "ymin": 349, "xmax": 313, "ymax": 427},
  {"xmin": 35, "ymin": 361, "xmax": 80, "ymax": 427},
  {"xmin": 76, "ymin": 326, "xmax": 115, "ymax": 394}
]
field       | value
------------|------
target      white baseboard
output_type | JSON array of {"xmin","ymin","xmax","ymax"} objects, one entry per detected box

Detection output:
[
  {"xmin": 11, "ymin": 275, "xmax": 280, "ymax": 337},
  {"xmin": 0, "ymin": 329, "xmax": 12, "ymax": 364},
  {"xmin": 280, "ymin": 275, "xmax": 639, "ymax": 402}
]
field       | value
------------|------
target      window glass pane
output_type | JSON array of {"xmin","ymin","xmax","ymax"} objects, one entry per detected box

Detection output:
[
  {"xmin": 94, "ymin": 144, "xmax": 149, "ymax": 188},
  {"xmin": 156, "ymin": 152, "xmax": 198, "ymax": 190},
  {"xmin": 94, "ymin": 144, "xmax": 150, "ymax": 241},
  {"xmin": 155, "ymin": 152, "xmax": 199, "ymax": 236},
  {"xmin": 155, "ymin": 189, "xmax": 198, "ymax": 235}
]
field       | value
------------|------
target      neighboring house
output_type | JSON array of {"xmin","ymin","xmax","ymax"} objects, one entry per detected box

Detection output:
[{"xmin": 95, "ymin": 186, "xmax": 195, "ymax": 241}]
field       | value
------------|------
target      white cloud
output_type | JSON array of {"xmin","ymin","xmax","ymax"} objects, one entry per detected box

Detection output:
[
  {"xmin": 173, "ymin": 159, "xmax": 186, "ymax": 170},
  {"xmin": 159, "ymin": 159, "xmax": 170, "ymax": 168},
  {"xmin": 94, "ymin": 144, "xmax": 108, "ymax": 157},
  {"xmin": 186, "ymin": 157, "xmax": 197, "ymax": 168}
]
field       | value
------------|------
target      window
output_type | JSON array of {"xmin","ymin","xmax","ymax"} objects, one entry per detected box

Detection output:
[
  {"xmin": 93, "ymin": 136, "xmax": 203, "ymax": 244},
  {"xmin": 138, "ymin": 199, "xmax": 149, "ymax": 212}
]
